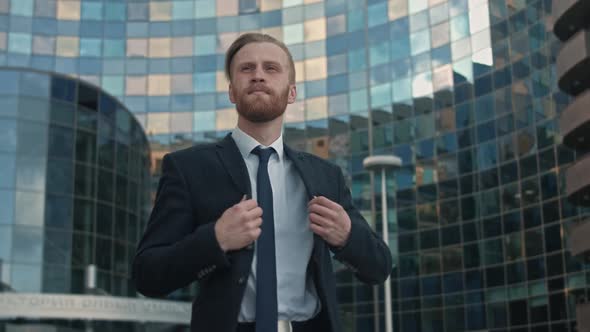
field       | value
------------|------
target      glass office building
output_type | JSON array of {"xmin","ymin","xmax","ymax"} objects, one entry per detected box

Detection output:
[
  {"xmin": 0, "ymin": 0, "xmax": 587, "ymax": 331},
  {"xmin": 0, "ymin": 67, "xmax": 161, "ymax": 330}
]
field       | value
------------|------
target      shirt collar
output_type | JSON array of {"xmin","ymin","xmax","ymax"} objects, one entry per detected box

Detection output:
[{"xmin": 231, "ymin": 126, "xmax": 284, "ymax": 161}]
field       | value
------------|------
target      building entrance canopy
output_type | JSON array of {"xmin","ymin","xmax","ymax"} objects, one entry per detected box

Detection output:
[{"xmin": 0, "ymin": 293, "xmax": 190, "ymax": 325}]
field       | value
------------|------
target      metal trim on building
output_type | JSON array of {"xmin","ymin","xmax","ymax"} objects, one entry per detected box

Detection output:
[
  {"xmin": 568, "ymin": 220, "xmax": 590, "ymax": 256},
  {"xmin": 553, "ymin": 0, "xmax": 590, "ymax": 41},
  {"xmin": 566, "ymin": 153, "xmax": 590, "ymax": 206},
  {"xmin": 556, "ymin": 29, "xmax": 590, "ymax": 96},
  {"xmin": 559, "ymin": 90, "xmax": 590, "ymax": 149}
]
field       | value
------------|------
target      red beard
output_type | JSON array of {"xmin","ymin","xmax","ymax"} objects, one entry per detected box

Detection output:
[{"xmin": 235, "ymin": 84, "xmax": 290, "ymax": 123}]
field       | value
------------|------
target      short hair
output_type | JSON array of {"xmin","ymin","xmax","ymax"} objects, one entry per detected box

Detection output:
[{"xmin": 224, "ymin": 33, "xmax": 296, "ymax": 84}]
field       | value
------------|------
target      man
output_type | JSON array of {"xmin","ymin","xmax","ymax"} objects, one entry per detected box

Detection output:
[{"xmin": 133, "ymin": 33, "xmax": 392, "ymax": 332}]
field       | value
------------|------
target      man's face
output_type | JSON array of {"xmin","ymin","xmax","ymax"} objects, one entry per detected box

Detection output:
[{"xmin": 228, "ymin": 42, "xmax": 296, "ymax": 123}]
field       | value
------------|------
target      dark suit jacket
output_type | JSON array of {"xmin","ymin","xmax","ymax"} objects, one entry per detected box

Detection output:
[{"xmin": 133, "ymin": 134, "xmax": 392, "ymax": 332}]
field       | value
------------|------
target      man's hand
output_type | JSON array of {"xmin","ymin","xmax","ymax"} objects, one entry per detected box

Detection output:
[
  {"xmin": 308, "ymin": 196, "xmax": 351, "ymax": 248},
  {"xmin": 215, "ymin": 197, "xmax": 263, "ymax": 252}
]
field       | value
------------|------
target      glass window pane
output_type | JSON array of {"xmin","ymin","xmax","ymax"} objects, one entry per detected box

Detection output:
[
  {"xmin": 14, "ymin": 191, "xmax": 44, "ymax": 226},
  {"xmin": 172, "ymin": 37, "xmax": 193, "ymax": 57},
  {"xmin": 305, "ymin": 18, "xmax": 326, "ymax": 42},
  {"xmin": 450, "ymin": 14, "xmax": 469, "ymax": 41},
  {"xmin": 0, "ymin": 225, "xmax": 11, "ymax": 261},
  {"xmin": 57, "ymin": 0, "xmax": 81, "ymax": 20},
  {"xmin": 388, "ymin": 0, "xmax": 407, "ymax": 20},
  {"xmin": 144, "ymin": 112, "xmax": 169, "ymax": 135},
  {"xmin": 11, "ymin": 0, "xmax": 33, "ymax": 16},
  {"xmin": 82, "ymin": 2, "xmax": 102, "ymax": 20},
  {"xmin": 409, "ymin": 0, "xmax": 427, "ymax": 14},
  {"xmin": 45, "ymin": 195, "xmax": 72, "ymax": 230},
  {"xmin": 11, "ymin": 263, "xmax": 42, "ymax": 292},
  {"xmin": 193, "ymin": 35, "xmax": 216, "ymax": 55},
  {"xmin": 8, "ymin": 32, "xmax": 32, "ymax": 54},
  {"xmin": 216, "ymin": 108, "xmax": 238, "ymax": 131},
  {"xmin": 149, "ymin": 38, "xmax": 171, "ymax": 58},
  {"xmin": 305, "ymin": 57, "xmax": 327, "ymax": 81},
  {"xmin": 469, "ymin": 4, "xmax": 490, "ymax": 34},
  {"xmin": 193, "ymin": 72, "xmax": 216, "ymax": 93},
  {"xmin": 33, "ymin": 36, "xmax": 55, "ymax": 55},
  {"xmin": 80, "ymin": 38, "xmax": 102, "ymax": 57},
  {"xmin": 16, "ymin": 156, "xmax": 46, "ymax": 191},
  {"xmin": 172, "ymin": 1, "xmax": 193, "ymax": 20},
  {"xmin": 410, "ymin": 29, "xmax": 430, "ymax": 56},
  {"xmin": 0, "ymin": 119, "xmax": 17, "ymax": 153},
  {"xmin": 148, "ymin": 75, "xmax": 171, "ymax": 96},
  {"xmin": 126, "ymin": 76, "xmax": 147, "ymax": 95},
  {"xmin": 150, "ymin": 2, "xmax": 172, "ymax": 21},
  {"xmin": 283, "ymin": 23, "xmax": 304, "ymax": 45},
  {"xmin": 194, "ymin": 0, "xmax": 216, "ymax": 18},
  {"xmin": 105, "ymin": 3, "xmax": 125, "ymax": 21},
  {"xmin": 194, "ymin": 111, "xmax": 216, "ymax": 132},
  {"xmin": 0, "ymin": 190, "xmax": 14, "ymax": 223}
]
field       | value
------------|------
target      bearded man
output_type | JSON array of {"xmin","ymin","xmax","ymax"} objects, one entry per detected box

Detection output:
[{"xmin": 133, "ymin": 33, "xmax": 392, "ymax": 332}]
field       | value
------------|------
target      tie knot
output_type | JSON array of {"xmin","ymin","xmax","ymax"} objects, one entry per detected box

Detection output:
[{"xmin": 252, "ymin": 146, "xmax": 275, "ymax": 164}]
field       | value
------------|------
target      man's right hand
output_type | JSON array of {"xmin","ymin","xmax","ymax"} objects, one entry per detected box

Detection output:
[{"xmin": 214, "ymin": 197, "xmax": 263, "ymax": 252}]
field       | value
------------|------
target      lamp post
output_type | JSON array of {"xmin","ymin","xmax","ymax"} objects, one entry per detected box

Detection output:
[{"xmin": 363, "ymin": 155, "xmax": 401, "ymax": 332}]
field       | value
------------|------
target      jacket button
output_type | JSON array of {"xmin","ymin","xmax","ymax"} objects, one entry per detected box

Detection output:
[{"xmin": 238, "ymin": 276, "xmax": 246, "ymax": 284}]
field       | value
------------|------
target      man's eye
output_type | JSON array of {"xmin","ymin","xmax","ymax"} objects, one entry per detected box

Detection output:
[{"xmin": 266, "ymin": 66, "xmax": 278, "ymax": 72}]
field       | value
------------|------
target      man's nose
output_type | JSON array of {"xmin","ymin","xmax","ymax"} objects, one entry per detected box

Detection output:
[{"xmin": 251, "ymin": 67, "xmax": 266, "ymax": 82}]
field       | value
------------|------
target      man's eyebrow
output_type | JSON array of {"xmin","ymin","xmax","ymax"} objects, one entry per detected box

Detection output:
[{"xmin": 236, "ymin": 60, "xmax": 283, "ymax": 67}]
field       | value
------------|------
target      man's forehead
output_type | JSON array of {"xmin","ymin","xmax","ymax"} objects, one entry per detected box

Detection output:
[{"xmin": 233, "ymin": 42, "xmax": 289, "ymax": 65}]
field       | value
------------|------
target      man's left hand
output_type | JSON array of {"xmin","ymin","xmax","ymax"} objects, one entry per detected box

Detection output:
[{"xmin": 308, "ymin": 196, "xmax": 351, "ymax": 248}]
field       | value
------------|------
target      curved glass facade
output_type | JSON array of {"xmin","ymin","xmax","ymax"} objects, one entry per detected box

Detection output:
[
  {"xmin": 0, "ymin": 1, "xmax": 587, "ymax": 331},
  {"xmin": 0, "ymin": 68, "xmax": 153, "ymax": 330}
]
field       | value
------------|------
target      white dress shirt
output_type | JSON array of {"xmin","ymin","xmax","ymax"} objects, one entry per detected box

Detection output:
[{"xmin": 231, "ymin": 127, "xmax": 320, "ymax": 322}]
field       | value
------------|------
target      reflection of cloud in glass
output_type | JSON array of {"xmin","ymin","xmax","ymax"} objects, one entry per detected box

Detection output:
[
  {"xmin": 473, "ymin": 48, "xmax": 493, "ymax": 67},
  {"xmin": 409, "ymin": 0, "xmax": 428, "ymax": 15},
  {"xmin": 412, "ymin": 71, "xmax": 433, "ymax": 98},
  {"xmin": 15, "ymin": 192, "xmax": 44, "ymax": 227},
  {"xmin": 469, "ymin": 4, "xmax": 491, "ymax": 34},
  {"xmin": 453, "ymin": 57, "xmax": 473, "ymax": 84},
  {"xmin": 449, "ymin": 0, "xmax": 468, "ymax": 16}
]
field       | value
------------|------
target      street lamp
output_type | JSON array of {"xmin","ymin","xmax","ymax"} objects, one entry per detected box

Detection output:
[{"xmin": 363, "ymin": 155, "xmax": 401, "ymax": 332}]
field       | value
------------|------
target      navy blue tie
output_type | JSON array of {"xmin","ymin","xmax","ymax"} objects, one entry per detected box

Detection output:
[{"xmin": 252, "ymin": 146, "xmax": 277, "ymax": 332}]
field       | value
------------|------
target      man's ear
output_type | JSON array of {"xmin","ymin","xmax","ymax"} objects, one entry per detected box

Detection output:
[
  {"xmin": 287, "ymin": 84, "xmax": 297, "ymax": 104},
  {"xmin": 228, "ymin": 83, "xmax": 236, "ymax": 104}
]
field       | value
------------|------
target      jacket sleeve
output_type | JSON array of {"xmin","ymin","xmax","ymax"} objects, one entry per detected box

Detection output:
[
  {"xmin": 132, "ymin": 153, "xmax": 230, "ymax": 298},
  {"xmin": 331, "ymin": 167, "xmax": 393, "ymax": 285}
]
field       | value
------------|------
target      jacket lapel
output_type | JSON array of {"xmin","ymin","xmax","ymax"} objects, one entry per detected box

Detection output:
[
  {"xmin": 284, "ymin": 145, "xmax": 326, "ymax": 263},
  {"xmin": 216, "ymin": 133, "xmax": 252, "ymax": 198},
  {"xmin": 284, "ymin": 145, "xmax": 318, "ymax": 200}
]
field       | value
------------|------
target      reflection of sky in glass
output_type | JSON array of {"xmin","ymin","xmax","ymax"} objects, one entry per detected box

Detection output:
[
  {"xmin": 371, "ymin": 83, "xmax": 392, "ymax": 107},
  {"xmin": 11, "ymin": 263, "xmax": 42, "ymax": 292},
  {"xmin": 412, "ymin": 71, "xmax": 433, "ymax": 98},
  {"xmin": 10, "ymin": 0, "xmax": 33, "ymax": 16},
  {"xmin": 16, "ymin": 157, "xmax": 47, "ymax": 192},
  {"xmin": 450, "ymin": 14, "xmax": 469, "ymax": 41},
  {"xmin": 0, "ymin": 154, "xmax": 15, "ymax": 188},
  {"xmin": 473, "ymin": 47, "xmax": 493, "ymax": 67},
  {"xmin": 15, "ymin": 191, "xmax": 45, "ymax": 227},
  {"xmin": 0, "ymin": 226, "xmax": 11, "ymax": 261},
  {"xmin": 453, "ymin": 57, "xmax": 474, "ymax": 83},
  {"xmin": 469, "ymin": 4, "xmax": 491, "ymax": 34},
  {"xmin": 409, "ymin": 0, "xmax": 428, "ymax": 15},
  {"xmin": 392, "ymin": 77, "xmax": 412, "ymax": 102},
  {"xmin": 410, "ymin": 29, "xmax": 430, "ymax": 56},
  {"xmin": 12, "ymin": 226, "xmax": 43, "ymax": 264}
]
